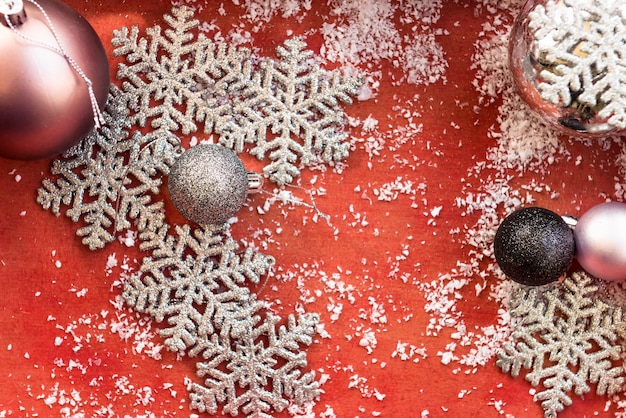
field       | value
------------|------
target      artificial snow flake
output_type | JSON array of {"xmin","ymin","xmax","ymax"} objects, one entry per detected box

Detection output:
[
  {"xmin": 122, "ymin": 223, "xmax": 275, "ymax": 353},
  {"xmin": 189, "ymin": 312, "xmax": 320, "ymax": 418},
  {"xmin": 528, "ymin": 0, "xmax": 626, "ymax": 129},
  {"xmin": 497, "ymin": 272, "xmax": 626, "ymax": 418},
  {"xmin": 37, "ymin": 86, "xmax": 181, "ymax": 250},
  {"xmin": 321, "ymin": 0, "xmax": 448, "ymax": 86},
  {"xmin": 218, "ymin": 37, "xmax": 363, "ymax": 186},
  {"xmin": 233, "ymin": 0, "xmax": 312, "ymax": 23}
]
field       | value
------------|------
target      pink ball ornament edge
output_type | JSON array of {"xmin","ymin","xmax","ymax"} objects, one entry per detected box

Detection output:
[
  {"xmin": 0, "ymin": 0, "xmax": 109, "ymax": 160},
  {"xmin": 574, "ymin": 202, "xmax": 626, "ymax": 282}
]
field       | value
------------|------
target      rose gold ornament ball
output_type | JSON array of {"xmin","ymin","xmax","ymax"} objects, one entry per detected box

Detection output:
[{"xmin": 0, "ymin": 0, "xmax": 109, "ymax": 160}]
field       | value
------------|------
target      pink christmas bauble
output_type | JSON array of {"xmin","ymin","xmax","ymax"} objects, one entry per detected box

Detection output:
[
  {"xmin": 0, "ymin": 0, "xmax": 109, "ymax": 160},
  {"xmin": 574, "ymin": 202, "xmax": 626, "ymax": 282}
]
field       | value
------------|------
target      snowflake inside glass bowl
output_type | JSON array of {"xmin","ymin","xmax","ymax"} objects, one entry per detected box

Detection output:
[{"xmin": 509, "ymin": 0, "xmax": 626, "ymax": 137}]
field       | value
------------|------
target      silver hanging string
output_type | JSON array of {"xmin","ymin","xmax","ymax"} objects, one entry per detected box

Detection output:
[{"xmin": 3, "ymin": 0, "xmax": 105, "ymax": 129}]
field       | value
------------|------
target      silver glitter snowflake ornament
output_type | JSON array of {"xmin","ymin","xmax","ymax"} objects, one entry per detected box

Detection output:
[
  {"xmin": 123, "ymin": 223, "xmax": 275, "ymax": 353},
  {"xmin": 497, "ymin": 271, "xmax": 626, "ymax": 418},
  {"xmin": 37, "ymin": 86, "xmax": 181, "ymax": 250},
  {"xmin": 218, "ymin": 38, "xmax": 363, "ymax": 186},
  {"xmin": 112, "ymin": 6, "xmax": 252, "ymax": 136},
  {"xmin": 123, "ymin": 222, "xmax": 321, "ymax": 416},
  {"xmin": 190, "ymin": 312, "xmax": 320, "ymax": 418}
]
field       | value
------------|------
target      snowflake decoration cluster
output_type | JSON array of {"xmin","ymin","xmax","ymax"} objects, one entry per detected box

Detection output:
[
  {"xmin": 37, "ymin": 6, "xmax": 360, "ymax": 249},
  {"xmin": 123, "ymin": 223, "xmax": 321, "ymax": 417},
  {"xmin": 37, "ymin": 6, "xmax": 341, "ymax": 415},
  {"xmin": 528, "ymin": 0, "xmax": 626, "ymax": 129},
  {"xmin": 497, "ymin": 272, "xmax": 626, "ymax": 418},
  {"xmin": 113, "ymin": 6, "xmax": 362, "ymax": 186}
]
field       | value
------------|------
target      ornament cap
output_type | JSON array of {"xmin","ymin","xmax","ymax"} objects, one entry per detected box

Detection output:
[
  {"xmin": 247, "ymin": 172, "xmax": 264, "ymax": 194},
  {"xmin": 0, "ymin": 0, "xmax": 26, "ymax": 27}
]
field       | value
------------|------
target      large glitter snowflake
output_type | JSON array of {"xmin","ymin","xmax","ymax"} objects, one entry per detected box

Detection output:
[
  {"xmin": 112, "ymin": 6, "xmax": 362, "ymax": 186},
  {"xmin": 497, "ymin": 272, "xmax": 626, "ymax": 418},
  {"xmin": 218, "ymin": 38, "xmax": 363, "ymax": 186},
  {"xmin": 37, "ymin": 86, "xmax": 181, "ymax": 250},
  {"xmin": 528, "ymin": 0, "xmax": 626, "ymax": 129},
  {"xmin": 190, "ymin": 312, "xmax": 320, "ymax": 418},
  {"xmin": 122, "ymin": 223, "xmax": 275, "ymax": 353},
  {"xmin": 112, "ymin": 6, "xmax": 251, "ymax": 136}
]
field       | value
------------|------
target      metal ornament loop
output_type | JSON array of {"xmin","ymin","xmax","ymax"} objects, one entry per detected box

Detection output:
[{"xmin": 0, "ymin": 0, "xmax": 26, "ymax": 27}]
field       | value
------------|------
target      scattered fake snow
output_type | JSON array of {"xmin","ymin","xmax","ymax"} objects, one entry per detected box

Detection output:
[{"xmin": 7, "ymin": 0, "xmax": 626, "ymax": 416}]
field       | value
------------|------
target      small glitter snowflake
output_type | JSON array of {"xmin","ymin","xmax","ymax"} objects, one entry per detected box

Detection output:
[
  {"xmin": 189, "ymin": 312, "xmax": 320, "ymax": 418},
  {"xmin": 497, "ymin": 271, "xmax": 626, "ymax": 418},
  {"xmin": 528, "ymin": 0, "xmax": 626, "ymax": 129},
  {"xmin": 37, "ymin": 86, "xmax": 181, "ymax": 250},
  {"xmin": 122, "ymin": 223, "xmax": 275, "ymax": 353},
  {"xmin": 218, "ymin": 37, "xmax": 363, "ymax": 186}
]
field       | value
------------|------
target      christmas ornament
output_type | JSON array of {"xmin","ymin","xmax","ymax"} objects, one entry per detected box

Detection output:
[
  {"xmin": 493, "ymin": 207, "xmax": 575, "ymax": 286},
  {"xmin": 509, "ymin": 0, "xmax": 626, "ymax": 137},
  {"xmin": 168, "ymin": 144, "xmax": 261, "ymax": 225},
  {"xmin": 37, "ymin": 7, "xmax": 350, "ymax": 416},
  {"xmin": 37, "ymin": 85, "xmax": 180, "ymax": 251},
  {"xmin": 574, "ymin": 202, "xmax": 626, "ymax": 282},
  {"xmin": 0, "ymin": 0, "xmax": 109, "ymax": 160}
]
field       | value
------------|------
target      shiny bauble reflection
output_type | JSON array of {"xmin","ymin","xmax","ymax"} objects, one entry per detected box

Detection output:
[
  {"xmin": 0, "ymin": 0, "xmax": 109, "ymax": 160},
  {"xmin": 509, "ymin": 0, "xmax": 626, "ymax": 137}
]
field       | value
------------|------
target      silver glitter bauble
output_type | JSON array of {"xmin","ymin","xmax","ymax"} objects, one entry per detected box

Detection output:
[
  {"xmin": 494, "ymin": 207, "xmax": 575, "ymax": 286},
  {"xmin": 168, "ymin": 144, "xmax": 249, "ymax": 225}
]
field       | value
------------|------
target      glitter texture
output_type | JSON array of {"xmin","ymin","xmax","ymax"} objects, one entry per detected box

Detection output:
[
  {"xmin": 218, "ymin": 37, "xmax": 363, "ymax": 186},
  {"xmin": 112, "ymin": 6, "xmax": 251, "ymax": 136},
  {"xmin": 494, "ymin": 207, "xmax": 575, "ymax": 286},
  {"xmin": 122, "ymin": 222, "xmax": 321, "ymax": 417},
  {"xmin": 123, "ymin": 223, "xmax": 274, "ymax": 353},
  {"xmin": 37, "ymin": 85, "xmax": 181, "ymax": 250},
  {"xmin": 190, "ymin": 312, "xmax": 320, "ymax": 417},
  {"xmin": 497, "ymin": 272, "xmax": 626, "ymax": 418},
  {"xmin": 168, "ymin": 144, "xmax": 249, "ymax": 225}
]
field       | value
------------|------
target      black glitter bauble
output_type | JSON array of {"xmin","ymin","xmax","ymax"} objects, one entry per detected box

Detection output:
[{"xmin": 493, "ymin": 207, "xmax": 575, "ymax": 286}]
